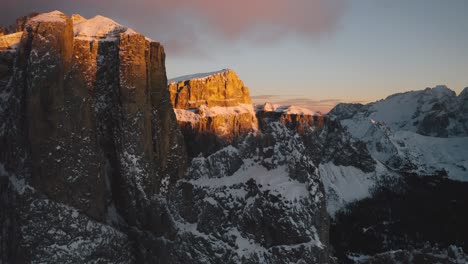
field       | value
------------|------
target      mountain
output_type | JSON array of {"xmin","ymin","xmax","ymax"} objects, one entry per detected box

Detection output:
[
  {"xmin": 1, "ymin": 10, "xmax": 468, "ymax": 264},
  {"xmin": 167, "ymin": 74, "xmax": 468, "ymax": 263},
  {"xmin": 0, "ymin": 11, "xmax": 330, "ymax": 263},
  {"xmin": 330, "ymin": 85, "xmax": 468, "ymax": 138},
  {"xmin": 166, "ymin": 70, "xmax": 332, "ymax": 262},
  {"xmin": 168, "ymin": 69, "xmax": 258, "ymax": 156},
  {"xmin": 328, "ymin": 86, "xmax": 468, "ymax": 263},
  {"xmin": 329, "ymin": 86, "xmax": 468, "ymax": 181},
  {"xmin": 0, "ymin": 11, "xmax": 186, "ymax": 263}
]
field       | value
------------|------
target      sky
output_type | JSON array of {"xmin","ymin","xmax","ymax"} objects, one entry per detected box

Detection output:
[{"xmin": 2, "ymin": 0, "xmax": 468, "ymax": 112}]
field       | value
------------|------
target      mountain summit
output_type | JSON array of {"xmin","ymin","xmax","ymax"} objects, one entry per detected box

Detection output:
[{"xmin": 168, "ymin": 69, "xmax": 258, "ymax": 156}]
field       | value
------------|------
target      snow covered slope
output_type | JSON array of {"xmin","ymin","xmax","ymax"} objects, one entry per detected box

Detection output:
[
  {"xmin": 331, "ymin": 85, "xmax": 468, "ymax": 138},
  {"xmin": 330, "ymin": 86, "xmax": 468, "ymax": 181},
  {"xmin": 164, "ymin": 121, "xmax": 330, "ymax": 262},
  {"xmin": 73, "ymin": 14, "xmax": 139, "ymax": 41}
]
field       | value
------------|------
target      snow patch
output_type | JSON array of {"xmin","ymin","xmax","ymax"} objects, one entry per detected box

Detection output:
[
  {"xmin": 190, "ymin": 159, "xmax": 310, "ymax": 202},
  {"xmin": 29, "ymin": 10, "xmax": 67, "ymax": 23},
  {"xmin": 168, "ymin": 69, "xmax": 230, "ymax": 84},
  {"xmin": 319, "ymin": 162, "xmax": 391, "ymax": 216},
  {"xmin": 257, "ymin": 103, "xmax": 320, "ymax": 116},
  {"xmin": 175, "ymin": 104, "xmax": 256, "ymax": 122},
  {"xmin": 74, "ymin": 15, "xmax": 130, "ymax": 41},
  {"xmin": 391, "ymin": 130, "xmax": 468, "ymax": 181}
]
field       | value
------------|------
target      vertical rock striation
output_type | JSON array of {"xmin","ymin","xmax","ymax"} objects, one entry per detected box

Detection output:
[{"xmin": 0, "ymin": 11, "xmax": 186, "ymax": 262}]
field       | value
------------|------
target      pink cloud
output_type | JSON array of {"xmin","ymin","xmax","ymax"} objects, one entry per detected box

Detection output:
[{"xmin": 1, "ymin": 0, "xmax": 346, "ymax": 54}]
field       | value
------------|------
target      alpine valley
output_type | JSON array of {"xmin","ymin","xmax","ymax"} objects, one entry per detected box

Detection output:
[{"xmin": 1, "ymin": 11, "xmax": 467, "ymax": 264}]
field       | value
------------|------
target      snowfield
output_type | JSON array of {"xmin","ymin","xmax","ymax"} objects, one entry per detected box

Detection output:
[{"xmin": 168, "ymin": 69, "xmax": 230, "ymax": 84}]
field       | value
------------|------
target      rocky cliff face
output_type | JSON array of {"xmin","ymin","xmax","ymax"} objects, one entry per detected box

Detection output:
[
  {"xmin": 0, "ymin": 11, "xmax": 186, "ymax": 263},
  {"xmin": 159, "ymin": 124, "xmax": 330, "ymax": 263},
  {"xmin": 169, "ymin": 69, "xmax": 258, "ymax": 157},
  {"xmin": 165, "ymin": 72, "xmax": 335, "ymax": 262},
  {"xmin": 0, "ymin": 11, "xmax": 332, "ymax": 264},
  {"xmin": 255, "ymin": 103, "xmax": 380, "ymax": 215},
  {"xmin": 168, "ymin": 69, "xmax": 252, "ymax": 108}
]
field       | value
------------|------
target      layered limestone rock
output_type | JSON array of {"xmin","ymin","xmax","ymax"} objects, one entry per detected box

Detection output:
[
  {"xmin": 168, "ymin": 69, "xmax": 251, "ymax": 108},
  {"xmin": 169, "ymin": 69, "xmax": 258, "ymax": 156},
  {"xmin": 0, "ymin": 11, "xmax": 186, "ymax": 262}
]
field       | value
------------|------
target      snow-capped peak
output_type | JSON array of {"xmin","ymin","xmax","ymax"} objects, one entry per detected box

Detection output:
[
  {"xmin": 74, "ymin": 15, "xmax": 128, "ymax": 40},
  {"xmin": 168, "ymin": 69, "xmax": 231, "ymax": 84},
  {"xmin": 257, "ymin": 103, "xmax": 319, "ymax": 116},
  {"xmin": 423, "ymin": 85, "xmax": 456, "ymax": 98},
  {"xmin": 71, "ymin": 14, "xmax": 86, "ymax": 24},
  {"xmin": 29, "ymin": 10, "xmax": 67, "ymax": 23}
]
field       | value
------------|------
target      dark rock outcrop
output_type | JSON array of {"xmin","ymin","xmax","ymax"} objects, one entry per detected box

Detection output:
[
  {"xmin": 161, "ymin": 122, "xmax": 331, "ymax": 263},
  {"xmin": 256, "ymin": 103, "xmax": 376, "ymax": 172},
  {"xmin": 331, "ymin": 174, "xmax": 468, "ymax": 263},
  {"xmin": 0, "ymin": 11, "xmax": 186, "ymax": 262}
]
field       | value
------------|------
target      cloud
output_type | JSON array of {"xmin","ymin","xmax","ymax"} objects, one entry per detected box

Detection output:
[
  {"xmin": 251, "ymin": 95, "xmax": 280, "ymax": 101},
  {"xmin": 0, "ymin": 0, "xmax": 346, "ymax": 55},
  {"xmin": 252, "ymin": 94, "xmax": 367, "ymax": 113}
]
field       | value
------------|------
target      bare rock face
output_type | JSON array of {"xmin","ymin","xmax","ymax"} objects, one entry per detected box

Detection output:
[
  {"xmin": 160, "ymin": 122, "xmax": 331, "ymax": 263},
  {"xmin": 169, "ymin": 69, "xmax": 258, "ymax": 157},
  {"xmin": 168, "ymin": 69, "xmax": 251, "ymax": 108},
  {"xmin": 0, "ymin": 11, "xmax": 186, "ymax": 263}
]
